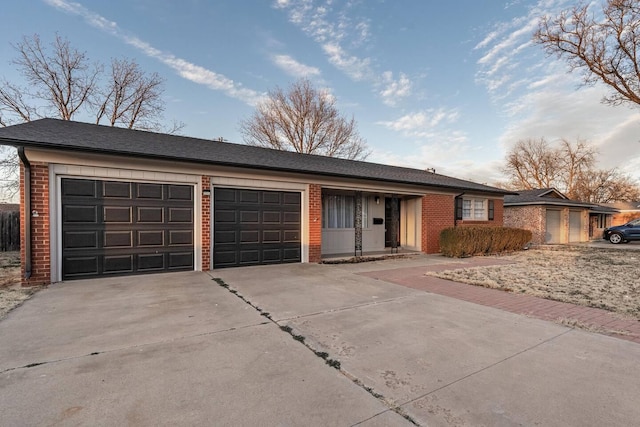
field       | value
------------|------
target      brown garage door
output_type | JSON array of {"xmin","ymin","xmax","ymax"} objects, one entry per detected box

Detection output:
[
  {"xmin": 213, "ymin": 188, "xmax": 301, "ymax": 268},
  {"xmin": 61, "ymin": 178, "xmax": 194, "ymax": 280}
]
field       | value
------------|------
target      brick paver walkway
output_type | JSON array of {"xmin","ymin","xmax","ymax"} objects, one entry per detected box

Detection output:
[{"xmin": 360, "ymin": 259, "xmax": 640, "ymax": 345}]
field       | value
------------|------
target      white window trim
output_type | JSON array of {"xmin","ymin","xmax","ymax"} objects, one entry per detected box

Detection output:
[{"xmin": 462, "ymin": 197, "xmax": 488, "ymax": 221}]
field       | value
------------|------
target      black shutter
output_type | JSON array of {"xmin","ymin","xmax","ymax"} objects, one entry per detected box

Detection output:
[
  {"xmin": 488, "ymin": 199, "xmax": 495, "ymax": 221},
  {"xmin": 455, "ymin": 197, "xmax": 463, "ymax": 221}
]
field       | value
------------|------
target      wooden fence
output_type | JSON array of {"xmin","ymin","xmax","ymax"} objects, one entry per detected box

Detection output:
[{"xmin": 0, "ymin": 211, "xmax": 19, "ymax": 251}]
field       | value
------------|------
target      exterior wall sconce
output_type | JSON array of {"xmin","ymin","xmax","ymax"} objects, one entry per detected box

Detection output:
[
  {"xmin": 375, "ymin": 196, "xmax": 380, "ymax": 205},
  {"xmin": 202, "ymin": 189, "xmax": 211, "ymax": 197}
]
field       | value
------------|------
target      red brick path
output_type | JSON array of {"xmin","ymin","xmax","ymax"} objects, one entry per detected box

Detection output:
[{"xmin": 360, "ymin": 258, "xmax": 640, "ymax": 345}]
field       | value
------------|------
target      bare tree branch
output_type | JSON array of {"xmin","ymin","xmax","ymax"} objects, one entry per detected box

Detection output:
[
  {"xmin": 239, "ymin": 79, "xmax": 369, "ymax": 160},
  {"xmin": 535, "ymin": 0, "xmax": 640, "ymax": 107}
]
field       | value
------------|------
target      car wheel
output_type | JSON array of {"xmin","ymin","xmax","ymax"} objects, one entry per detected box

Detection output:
[{"xmin": 608, "ymin": 233, "xmax": 623, "ymax": 244}]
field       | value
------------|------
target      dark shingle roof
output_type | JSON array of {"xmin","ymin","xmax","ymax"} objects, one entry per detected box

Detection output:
[
  {"xmin": 0, "ymin": 119, "xmax": 511, "ymax": 195},
  {"xmin": 505, "ymin": 188, "xmax": 618, "ymax": 212}
]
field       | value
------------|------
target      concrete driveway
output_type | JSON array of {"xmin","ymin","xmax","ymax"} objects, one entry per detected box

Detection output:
[{"xmin": 1, "ymin": 256, "xmax": 639, "ymax": 426}]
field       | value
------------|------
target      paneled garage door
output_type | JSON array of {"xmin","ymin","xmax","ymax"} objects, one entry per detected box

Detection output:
[
  {"xmin": 61, "ymin": 178, "xmax": 194, "ymax": 280},
  {"xmin": 569, "ymin": 210, "xmax": 583, "ymax": 242},
  {"xmin": 213, "ymin": 188, "xmax": 301, "ymax": 268}
]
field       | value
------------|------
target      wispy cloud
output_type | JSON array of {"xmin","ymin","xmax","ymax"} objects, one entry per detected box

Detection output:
[
  {"xmin": 271, "ymin": 54, "xmax": 321, "ymax": 78},
  {"xmin": 273, "ymin": 0, "xmax": 414, "ymax": 105},
  {"xmin": 44, "ymin": 0, "xmax": 263, "ymax": 105},
  {"xmin": 380, "ymin": 72, "xmax": 412, "ymax": 107},
  {"xmin": 377, "ymin": 108, "xmax": 460, "ymax": 138}
]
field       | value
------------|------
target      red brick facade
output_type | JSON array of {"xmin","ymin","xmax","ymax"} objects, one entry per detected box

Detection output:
[
  {"xmin": 422, "ymin": 195, "xmax": 504, "ymax": 253},
  {"xmin": 308, "ymin": 184, "xmax": 322, "ymax": 262},
  {"xmin": 201, "ymin": 176, "xmax": 211, "ymax": 270},
  {"xmin": 20, "ymin": 162, "xmax": 50, "ymax": 286}
]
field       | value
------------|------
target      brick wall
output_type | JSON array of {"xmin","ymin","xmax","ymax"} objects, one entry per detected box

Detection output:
[
  {"xmin": 201, "ymin": 176, "xmax": 211, "ymax": 270},
  {"xmin": 422, "ymin": 196, "xmax": 506, "ymax": 253},
  {"xmin": 421, "ymin": 194, "xmax": 455, "ymax": 253},
  {"xmin": 612, "ymin": 212, "xmax": 639, "ymax": 226},
  {"xmin": 503, "ymin": 205, "xmax": 545, "ymax": 244},
  {"xmin": 308, "ymin": 184, "xmax": 322, "ymax": 262},
  {"xmin": 20, "ymin": 162, "xmax": 50, "ymax": 286}
]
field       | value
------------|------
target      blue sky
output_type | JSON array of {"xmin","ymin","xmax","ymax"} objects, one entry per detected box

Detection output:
[{"xmin": 1, "ymin": 0, "xmax": 639, "ymax": 184}]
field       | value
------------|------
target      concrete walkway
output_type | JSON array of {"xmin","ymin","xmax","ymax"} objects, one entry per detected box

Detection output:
[{"xmin": 359, "ymin": 258, "xmax": 640, "ymax": 345}]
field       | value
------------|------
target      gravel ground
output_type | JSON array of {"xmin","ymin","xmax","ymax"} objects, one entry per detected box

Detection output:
[
  {"xmin": 428, "ymin": 246, "xmax": 640, "ymax": 319},
  {"xmin": 0, "ymin": 251, "xmax": 40, "ymax": 320}
]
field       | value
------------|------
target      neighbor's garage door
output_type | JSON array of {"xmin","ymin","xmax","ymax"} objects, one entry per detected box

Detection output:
[
  {"xmin": 213, "ymin": 188, "xmax": 301, "ymax": 268},
  {"xmin": 61, "ymin": 178, "xmax": 194, "ymax": 280},
  {"xmin": 569, "ymin": 210, "xmax": 583, "ymax": 242},
  {"xmin": 545, "ymin": 209, "xmax": 562, "ymax": 243}
]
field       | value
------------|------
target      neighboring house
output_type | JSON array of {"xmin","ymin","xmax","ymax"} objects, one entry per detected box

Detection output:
[
  {"xmin": 600, "ymin": 201, "xmax": 640, "ymax": 226},
  {"xmin": 0, "ymin": 119, "xmax": 511, "ymax": 286},
  {"xmin": 503, "ymin": 188, "xmax": 617, "ymax": 244}
]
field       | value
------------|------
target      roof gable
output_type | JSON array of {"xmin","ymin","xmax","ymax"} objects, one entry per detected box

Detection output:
[{"xmin": 0, "ymin": 119, "xmax": 512, "ymax": 195}]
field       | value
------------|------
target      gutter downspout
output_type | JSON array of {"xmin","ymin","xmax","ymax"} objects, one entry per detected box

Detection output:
[{"xmin": 17, "ymin": 147, "xmax": 31, "ymax": 280}]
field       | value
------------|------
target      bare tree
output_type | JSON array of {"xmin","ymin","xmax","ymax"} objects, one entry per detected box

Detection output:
[
  {"xmin": 0, "ymin": 34, "xmax": 184, "ymax": 200},
  {"xmin": 535, "ymin": 0, "xmax": 640, "ymax": 107},
  {"xmin": 10, "ymin": 34, "xmax": 100, "ymax": 120},
  {"xmin": 95, "ymin": 58, "xmax": 166, "ymax": 130},
  {"xmin": 240, "ymin": 79, "xmax": 369, "ymax": 160},
  {"xmin": 503, "ymin": 137, "xmax": 640, "ymax": 201}
]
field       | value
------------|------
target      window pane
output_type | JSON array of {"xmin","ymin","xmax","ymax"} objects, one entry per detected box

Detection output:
[
  {"xmin": 322, "ymin": 195, "xmax": 355, "ymax": 228},
  {"xmin": 462, "ymin": 200, "xmax": 472, "ymax": 219}
]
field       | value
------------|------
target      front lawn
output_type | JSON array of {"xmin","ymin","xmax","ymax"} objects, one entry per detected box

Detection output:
[
  {"xmin": 0, "ymin": 251, "xmax": 39, "ymax": 319},
  {"xmin": 428, "ymin": 246, "xmax": 640, "ymax": 319}
]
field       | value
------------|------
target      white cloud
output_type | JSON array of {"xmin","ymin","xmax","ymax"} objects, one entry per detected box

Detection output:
[
  {"xmin": 379, "ymin": 72, "xmax": 412, "ymax": 107},
  {"xmin": 377, "ymin": 108, "xmax": 460, "ymax": 137},
  {"xmin": 271, "ymin": 54, "xmax": 320, "ymax": 78},
  {"xmin": 273, "ymin": 0, "xmax": 414, "ymax": 105},
  {"xmin": 45, "ymin": 0, "xmax": 263, "ymax": 105}
]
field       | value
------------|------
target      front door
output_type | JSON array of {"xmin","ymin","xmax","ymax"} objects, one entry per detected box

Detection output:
[{"xmin": 384, "ymin": 197, "xmax": 400, "ymax": 247}]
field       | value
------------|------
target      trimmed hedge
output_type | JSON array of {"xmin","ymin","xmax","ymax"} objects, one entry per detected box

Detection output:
[{"xmin": 440, "ymin": 226, "xmax": 532, "ymax": 258}]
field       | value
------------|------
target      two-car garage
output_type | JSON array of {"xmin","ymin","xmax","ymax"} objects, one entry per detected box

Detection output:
[{"xmin": 60, "ymin": 178, "xmax": 302, "ymax": 280}]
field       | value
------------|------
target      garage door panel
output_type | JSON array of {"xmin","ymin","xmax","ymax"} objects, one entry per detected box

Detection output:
[
  {"xmin": 546, "ymin": 210, "xmax": 562, "ymax": 244},
  {"xmin": 138, "ymin": 230, "xmax": 164, "ymax": 246},
  {"xmin": 64, "ymin": 205, "xmax": 98, "ymax": 223},
  {"xmin": 168, "ymin": 185, "xmax": 193, "ymax": 200},
  {"xmin": 104, "ymin": 255, "xmax": 134, "ymax": 274},
  {"xmin": 61, "ymin": 178, "xmax": 194, "ymax": 280},
  {"xmin": 103, "ymin": 231, "xmax": 133, "ymax": 248},
  {"xmin": 215, "ymin": 230, "xmax": 237, "ymax": 244},
  {"xmin": 213, "ymin": 188, "xmax": 301, "ymax": 268},
  {"xmin": 240, "ymin": 211, "xmax": 259, "ymax": 224},
  {"xmin": 169, "ymin": 252, "xmax": 194, "ymax": 269},
  {"xmin": 168, "ymin": 207, "xmax": 192, "ymax": 223},
  {"xmin": 215, "ymin": 210, "xmax": 236, "ymax": 223},
  {"xmin": 240, "ymin": 230, "xmax": 259, "ymax": 243},
  {"xmin": 137, "ymin": 207, "xmax": 163, "ymax": 223},
  {"xmin": 104, "ymin": 206, "xmax": 132, "ymax": 223},
  {"xmin": 137, "ymin": 183, "xmax": 163, "ymax": 199},
  {"xmin": 63, "ymin": 179, "xmax": 97, "ymax": 197},
  {"xmin": 169, "ymin": 230, "xmax": 193, "ymax": 246},
  {"xmin": 64, "ymin": 256, "xmax": 99, "ymax": 277},
  {"xmin": 103, "ymin": 181, "xmax": 131, "ymax": 198},
  {"xmin": 65, "ymin": 231, "xmax": 98, "ymax": 249}
]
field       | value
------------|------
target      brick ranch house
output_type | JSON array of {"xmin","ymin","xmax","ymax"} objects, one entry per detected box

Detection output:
[
  {"xmin": 503, "ymin": 188, "xmax": 618, "ymax": 244},
  {"xmin": 0, "ymin": 119, "xmax": 512, "ymax": 286}
]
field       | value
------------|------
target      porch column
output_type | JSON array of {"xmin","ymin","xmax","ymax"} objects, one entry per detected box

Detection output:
[{"xmin": 354, "ymin": 191, "xmax": 363, "ymax": 256}]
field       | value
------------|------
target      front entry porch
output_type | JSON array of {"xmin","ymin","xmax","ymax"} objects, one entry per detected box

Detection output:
[{"xmin": 320, "ymin": 189, "xmax": 422, "ymax": 257}]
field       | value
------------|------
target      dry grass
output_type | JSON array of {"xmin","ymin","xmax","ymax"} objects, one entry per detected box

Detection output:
[
  {"xmin": 428, "ymin": 246, "xmax": 640, "ymax": 319},
  {"xmin": 0, "ymin": 251, "xmax": 40, "ymax": 320}
]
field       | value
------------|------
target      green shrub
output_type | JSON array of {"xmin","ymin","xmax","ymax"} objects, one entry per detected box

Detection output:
[{"xmin": 439, "ymin": 226, "xmax": 532, "ymax": 258}]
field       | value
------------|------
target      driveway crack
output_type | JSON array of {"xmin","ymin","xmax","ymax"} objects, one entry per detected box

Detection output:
[{"xmin": 209, "ymin": 274, "xmax": 420, "ymax": 426}]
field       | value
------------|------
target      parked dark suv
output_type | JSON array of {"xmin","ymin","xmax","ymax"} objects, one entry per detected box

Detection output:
[{"xmin": 603, "ymin": 218, "xmax": 640, "ymax": 244}]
